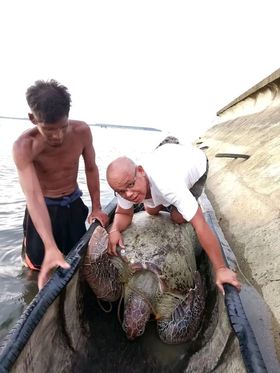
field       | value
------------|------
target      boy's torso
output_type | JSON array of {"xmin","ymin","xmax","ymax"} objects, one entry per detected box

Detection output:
[{"xmin": 23, "ymin": 120, "xmax": 87, "ymax": 197}]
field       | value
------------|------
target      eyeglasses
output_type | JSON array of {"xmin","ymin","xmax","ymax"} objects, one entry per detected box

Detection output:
[{"xmin": 114, "ymin": 168, "xmax": 137, "ymax": 196}]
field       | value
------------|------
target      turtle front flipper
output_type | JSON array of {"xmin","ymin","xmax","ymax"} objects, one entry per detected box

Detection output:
[
  {"xmin": 157, "ymin": 271, "xmax": 205, "ymax": 344},
  {"xmin": 123, "ymin": 292, "xmax": 152, "ymax": 340},
  {"xmin": 82, "ymin": 226, "xmax": 122, "ymax": 302},
  {"xmin": 123, "ymin": 271, "xmax": 160, "ymax": 340}
]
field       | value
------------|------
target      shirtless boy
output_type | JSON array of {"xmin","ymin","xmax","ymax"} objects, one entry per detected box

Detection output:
[{"xmin": 13, "ymin": 79, "xmax": 108, "ymax": 289}]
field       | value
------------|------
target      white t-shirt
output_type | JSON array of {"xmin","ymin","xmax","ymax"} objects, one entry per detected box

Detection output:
[{"xmin": 117, "ymin": 143, "xmax": 207, "ymax": 221}]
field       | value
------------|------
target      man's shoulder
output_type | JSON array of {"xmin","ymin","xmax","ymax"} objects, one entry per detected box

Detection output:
[
  {"xmin": 13, "ymin": 128, "xmax": 37, "ymax": 150},
  {"xmin": 69, "ymin": 119, "xmax": 89, "ymax": 131},
  {"xmin": 69, "ymin": 120, "xmax": 92, "ymax": 143},
  {"xmin": 13, "ymin": 128, "xmax": 40, "ymax": 164}
]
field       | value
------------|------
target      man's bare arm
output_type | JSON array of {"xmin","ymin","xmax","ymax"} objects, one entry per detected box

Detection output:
[
  {"xmin": 190, "ymin": 206, "xmax": 241, "ymax": 294},
  {"xmin": 13, "ymin": 139, "xmax": 70, "ymax": 289},
  {"xmin": 82, "ymin": 125, "xmax": 108, "ymax": 227}
]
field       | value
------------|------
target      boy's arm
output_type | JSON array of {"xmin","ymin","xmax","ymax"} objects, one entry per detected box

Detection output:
[
  {"xmin": 13, "ymin": 139, "xmax": 70, "ymax": 289},
  {"xmin": 82, "ymin": 125, "xmax": 108, "ymax": 227}
]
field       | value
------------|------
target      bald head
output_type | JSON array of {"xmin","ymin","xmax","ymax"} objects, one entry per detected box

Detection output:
[{"xmin": 106, "ymin": 156, "xmax": 136, "ymax": 189}]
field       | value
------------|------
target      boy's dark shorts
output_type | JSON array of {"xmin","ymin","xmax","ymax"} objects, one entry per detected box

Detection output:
[{"xmin": 22, "ymin": 197, "xmax": 89, "ymax": 270}]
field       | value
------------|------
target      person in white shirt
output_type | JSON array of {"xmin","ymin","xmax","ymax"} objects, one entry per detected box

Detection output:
[{"xmin": 106, "ymin": 143, "xmax": 241, "ymax": 295}]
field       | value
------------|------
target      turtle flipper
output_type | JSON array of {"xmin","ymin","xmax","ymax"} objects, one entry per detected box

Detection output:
[
  {"xmin": 157, "ymin": 271, "xmax": 205, "ymax": 344},
  {"xmin": 82, "ymin": 226, "xmax": 121, "ymax": 302},
  {"xmin": 123, "ymin": 293, "xmax": 152, "ymax": 340},
  {"xmin": 122, "ymin": 271, "xmax": 159, "ymax": 340}
]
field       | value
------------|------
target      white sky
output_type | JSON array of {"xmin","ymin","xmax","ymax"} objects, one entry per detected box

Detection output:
[{"xmin": 0, "ymin": 0, "xmax": 279, "ymax": 141}]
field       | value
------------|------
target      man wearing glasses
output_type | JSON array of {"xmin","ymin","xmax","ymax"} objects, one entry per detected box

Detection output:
[{"xmin": 106, "ymin": 142, "xmax": 241, "ymax": 295}]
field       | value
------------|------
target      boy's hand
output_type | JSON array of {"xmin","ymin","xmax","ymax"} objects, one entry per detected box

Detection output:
[{"xmin": 38, "ymin": 248, "xmax": 70, "ymax": 290}]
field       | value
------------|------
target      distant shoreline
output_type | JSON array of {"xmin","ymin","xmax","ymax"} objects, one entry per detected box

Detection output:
[
  {"xmin": 0, "ymin": 116, "xmax": 161, "ymax": 132},
  {"xmin": 0, "ymin": 115, "xmax": 27, "ymax": 121},
  {"xmin": 89, "ymin": 123, "xmax": 161, "ymax": 131}
]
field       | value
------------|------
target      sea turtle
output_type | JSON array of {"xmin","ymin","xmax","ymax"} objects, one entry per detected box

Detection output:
[{"xmin": 83, "ymin": 211, "xmax": 206, "ymax": 344}]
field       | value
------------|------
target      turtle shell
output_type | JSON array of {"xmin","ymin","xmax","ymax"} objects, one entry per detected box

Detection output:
[{"xmin": 119, "ymin": 211, "xmax": 199, "ymax": 293}]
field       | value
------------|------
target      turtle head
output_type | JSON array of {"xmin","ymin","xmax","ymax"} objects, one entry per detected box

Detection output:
[{"xmin": 122, "ymin": 271, "xmax": 159, "ymax": 340}]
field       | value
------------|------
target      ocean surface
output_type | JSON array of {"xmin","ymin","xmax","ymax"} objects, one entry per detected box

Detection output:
[{"xmin": 0, "ymin": 119, "xmax": 163, "ymax": 340}]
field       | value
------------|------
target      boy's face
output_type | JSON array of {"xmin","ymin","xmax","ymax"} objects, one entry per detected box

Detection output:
[{"xmin": 29, "ymin": 114, "xmax": 69, "ymax": 146}]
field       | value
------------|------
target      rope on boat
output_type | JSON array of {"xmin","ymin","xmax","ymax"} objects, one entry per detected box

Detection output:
[
  {"xmin": 96, "ymin": 298, "xmax": 113, "ymax": 313},
  {"xmin": 117, "ymin": 285, "xmax": 125, "ymax": 326},
  {"xmin": 117, "ymin": 281, "xmax": 160, "ymax": 333}
]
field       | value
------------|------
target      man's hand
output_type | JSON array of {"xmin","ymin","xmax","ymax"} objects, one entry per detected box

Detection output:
[
  {"xmin": 107, "ymin": 230, "xmax": 125, "ymax": 256},
  {"xmin": 215, "ymin": 267, "xmax": 241, "ymax": 295},
  {"xmin": 88, "ymin": 209, "xmax": 109, "ymax": 227},
  {"xmin": 38, "ymin": 248, "xmax": 71, "ymax": 290}
]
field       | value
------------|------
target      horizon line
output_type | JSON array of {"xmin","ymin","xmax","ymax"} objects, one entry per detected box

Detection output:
[{"xmin": 0, "ymin": 116, "xmax": 161, "ymax": 132}]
